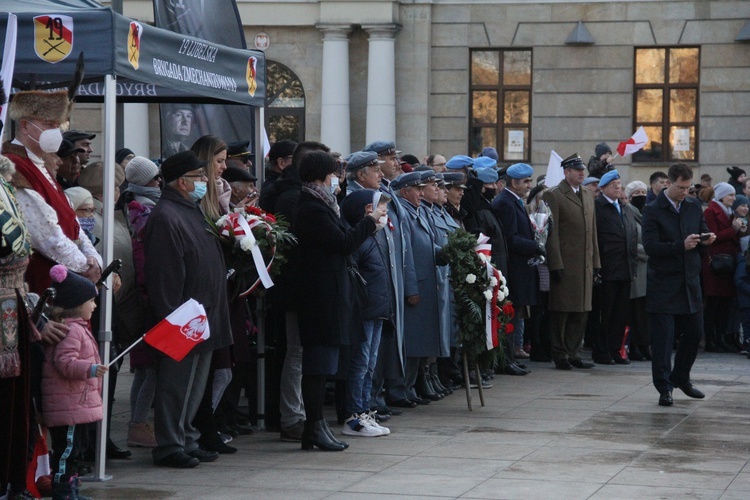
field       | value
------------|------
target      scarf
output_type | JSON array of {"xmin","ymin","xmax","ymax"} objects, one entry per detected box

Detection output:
[
  {"xmin": 124, "ymin": 183, "xmax": 161, "ymax": 204},
  {"xmin": 303, "ymin": 182, "xmax": 340, "ymax": 217}
]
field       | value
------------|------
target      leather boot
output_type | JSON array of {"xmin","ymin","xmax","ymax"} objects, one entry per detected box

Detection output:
[
  {"xmin": 416, "ymin": 366, "xmax": 442, "ymax": 401},
  {"xmin": 430, "ymin": 363, "xmax": 451, "ymax": 395},
  {"xmin": 322, "ymin": 420, "xmax": 349, "ymax": 449},
  {"xmin": 301, "ymin": 420, "xmax": 346, "ymax": 451}
]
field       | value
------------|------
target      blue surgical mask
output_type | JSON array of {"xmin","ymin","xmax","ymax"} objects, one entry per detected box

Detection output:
[{"xmin": 189, "ymin": 181, "xmax": 207, "ymax": 202}]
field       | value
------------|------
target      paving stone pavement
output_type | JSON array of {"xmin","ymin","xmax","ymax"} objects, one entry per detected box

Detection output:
[{"xmin": 82, "ymin": 351, "xmax": 750, "ymax": 499}]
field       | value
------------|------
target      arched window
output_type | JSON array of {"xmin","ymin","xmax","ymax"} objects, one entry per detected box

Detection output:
[{"xmin": 265, "ymin": 61, "xmax": 305, "ymax": 143}]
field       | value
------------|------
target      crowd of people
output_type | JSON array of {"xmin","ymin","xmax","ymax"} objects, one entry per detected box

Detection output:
[{"xmin": 0, "ymin": 89, "xmax": 748, "ymax": 498}]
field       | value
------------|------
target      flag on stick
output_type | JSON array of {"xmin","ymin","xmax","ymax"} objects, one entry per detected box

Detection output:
[
  {"xmin": 143, "ymin": 299, "xmax": 210, "ymax": 361},
  {"xmin": 617, "ymin": 126, "xmax": 649, "ymax": 157},
  {"xmin": 26, "ymin": 428, "xmax": 51, "ymax": 499},
  {"xmin": 545, "ymin": 150, "xmax": 564, "ymax": 187},
  {"xmin": 0, "ymin": 13, "xmax": 18, "ymax": 136}
]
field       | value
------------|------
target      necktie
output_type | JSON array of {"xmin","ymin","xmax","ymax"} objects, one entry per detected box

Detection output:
[
  {"xmin": 517, "ymin": 198, "xmax": 524, "ymax": 209},
  {"xmin": 614, "ymin": 201, "xmax": 621, "ymax": 215}
]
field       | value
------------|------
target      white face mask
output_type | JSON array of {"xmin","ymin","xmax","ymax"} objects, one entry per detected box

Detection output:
[
  {"xmin": 376, "ymin": 214, "xmax": 388, "ymax": 231},
  {"xmin": 28, "ymin": 122, "xmax": 63, "ymax": 153}
]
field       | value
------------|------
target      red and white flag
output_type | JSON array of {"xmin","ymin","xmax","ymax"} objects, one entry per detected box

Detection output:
[
  {"xmin": 144, "ymin": 299, "xmax": 210, "ymax": 361},
  {"xmin": 617, "ymin": 126, "xmax": 649, "ymax": 157},
  {"xmin": 26, "ymin": 430, "xmax": 51, "ymax": 499}
]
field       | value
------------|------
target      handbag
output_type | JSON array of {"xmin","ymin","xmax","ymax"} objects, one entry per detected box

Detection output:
[{"xmin": 710, "ymin": 253, "xmax": 735, "ymax": 275}]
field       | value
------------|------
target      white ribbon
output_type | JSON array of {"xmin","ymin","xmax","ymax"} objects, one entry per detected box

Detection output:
[{"xmin": 234, "ymin": 214, "xmax": 274, "ymax": 290}]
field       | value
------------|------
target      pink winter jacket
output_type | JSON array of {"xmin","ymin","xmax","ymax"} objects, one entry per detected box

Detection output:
[{"xmin": 42, "ymin": 318, "xmax": 103, "ymax": 428}]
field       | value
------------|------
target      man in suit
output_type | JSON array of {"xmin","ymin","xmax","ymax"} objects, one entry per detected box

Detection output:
[
  {"xmin": 494, "ymin": 163, "xmax": 544, "ymax": 361},
  {"xmin": 593, "ymin": 170, "xmax": 638, "ymax": 365},
  {"xmin": 642, "ymin": 163, "xmax": 715, "ymax": 406},
  {"xmin": 543, "ymin": 154, "xmax": 600, "ymax": 370}
]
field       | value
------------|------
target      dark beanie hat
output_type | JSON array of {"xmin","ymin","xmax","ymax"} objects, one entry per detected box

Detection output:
[
  {"xmin": 116, "ymin": 148, "xmax": 134, "ymax": 164},
  {"xmin": 595, "ymin": 142, "xmax": 612, "ymax": 158},
  {"xmin": 50, "ymin": 265, "xmax": 98, "ymax": 310},
  {"xmin": 727, "ymin": 166, "xmax": 746, "ymax": 181},
  {"xmin": 161, "ymin": 151, "xmax": 207, "ymax": 184}
]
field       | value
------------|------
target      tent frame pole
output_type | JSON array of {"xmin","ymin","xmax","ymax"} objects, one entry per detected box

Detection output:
[{"xmin": 89, "ymin": 73, "xmax": 116, "ymax": 482}]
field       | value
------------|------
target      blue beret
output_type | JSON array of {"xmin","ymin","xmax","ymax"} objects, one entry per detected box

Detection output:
[
  {"xmin": 479, "ymin": 147, "xmax": 499, "ymax": 161},
  {"xmin": 506, "ymin": 163, "xmax": 534, "ymax": 179},
  {"xmin": 346, "ymin": 151, "xmax": 383, "ymax": 171},
  {"xmin": 598, "ymin": 169, "xmax": 620, "ymax": 188},
  {"xmin": 474, "ymin": 156, "xmax": 497, "ymax": 170},
  {"xmin": 391, "ymin": 172, "xmax": 425, "ymax": 190},
  {"xmin": 476, "ymin": 167, "xmax": 499, "ymax": 184},
  {"xmin": 443, "ymin": 172, "xmax": 467, "ymax": 188},
  {"xmin": 446, "ymin": 155, "xmax": 474, "ymax": 170},
  {"xmin": 419, "ymin": 170, "xmax": 438, "ymax": 183},
  {"xmin": 363, "ymin": 141, "xmax": 398, "ymax": 155}
]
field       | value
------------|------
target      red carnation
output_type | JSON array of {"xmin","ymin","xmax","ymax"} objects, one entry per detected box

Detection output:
[
  {"xmin": 264, "ymin": 213, "xmax": 276, "ymax": 223},
  {"xmin": 505, "ymin": 323, "xmax": 514, "ymax": 334},
  {"xmin": 502, "ymin": 303, "xmax": 515, "ymax": 317}
]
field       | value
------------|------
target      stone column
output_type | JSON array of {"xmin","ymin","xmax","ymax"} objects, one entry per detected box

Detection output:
[
  {"xmin": 363, "ymin": 24, "xmax": 400, "ymax": 145},
  {"xmin": 318, "ymin": 24, "xmax": 353, "ymax": 155}
]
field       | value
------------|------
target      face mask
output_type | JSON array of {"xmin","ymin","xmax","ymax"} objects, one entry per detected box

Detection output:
[
  {"xmin": 630, "ymin": 195, "xmax": 647, "ymax": 211},
  {"xmin": 483, "ymin": 188, "xmax": 497, "ymax": 201},
  {"xmin": 78, "ymin": 216, "xmax": 96, "ymax": 234},
  {"xmin": 376, "ymin": 215, "xmax": 388, "ymax": 231},
  {"xmin": 28, "ymin": 122, "xmax": 63, "ymax": 153},
  {"xmin": 189, "ymin": 181, "xmax": 207, "ymax": 202}
]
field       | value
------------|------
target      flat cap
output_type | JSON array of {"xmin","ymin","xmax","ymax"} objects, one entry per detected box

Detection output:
[
  {"xmin": 582, "ymin": 177, "xmax": 600, "ymax": 186},
  {"xmin": 418, "ymin": 170, "xmax": 438, "ymax": 184},
  {"xmin": 63, "ymin": 129, "xmax": 96, "ymax": 142},
  {"xmin": 443, "ymin": 172, "xmax": 467, "ymax": 188},
  {"xmin": 222, "ymin": 165, "xmax": 257, "ymax": 183},
  {"xmin": 363, "ymin": 141, "xmax": 399, "ymax": 156}
]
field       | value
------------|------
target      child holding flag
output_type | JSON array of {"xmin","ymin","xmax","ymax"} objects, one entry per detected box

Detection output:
[{"xmin": 42, "ymin": 264, "xmax": 107, "ymax": 500}]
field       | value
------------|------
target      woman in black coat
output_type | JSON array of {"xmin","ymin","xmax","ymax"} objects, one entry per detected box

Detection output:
[{"xmin": 292, "ymin": 151, "xmax": 386, "ymax": 451}]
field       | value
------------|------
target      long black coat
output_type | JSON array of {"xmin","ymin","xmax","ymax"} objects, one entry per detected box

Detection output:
[
  {"xmin": 642, "ymin": 191, "xmax": 708, "ymax": 314},
  {"xmin": 466, "ymin": 196, "xmax": 509, "ymax": 279},
  {"xmin": 595, "ymin": 194, "xmax": 638, "ymax": 282},
  {"xmin": 143, "ymin": 186, "xmax": 232, "ymax": 353},
  {"xmin": 293, "ymin": 190, "xmax": 376, "ymax": 347},
  {"xmin": 493, "ymin": 189, "xmax": 539, "ymax": 307}
]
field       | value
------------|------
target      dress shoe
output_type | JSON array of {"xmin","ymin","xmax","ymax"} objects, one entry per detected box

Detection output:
[
  {"xmin": 154, "ymin": 451, "xmax": 199, "ymax": 468},
  {"xmin": 106, "ymin": 439, "xmax": 132, "ymax": 459},
  {"xmin": 592, "ymin": 352, "xmax": 614, "ymax": 365},
  {"xmin": 217, "ymin": 423, "xmax": 240, "ymax": 438},
  {"xmin": 390, "ymin": 398, "xmax": 417, "ymax": 409},
  {"xmin": 280, "ymin": 420, "xmax": 305, "ymax": 442},
  {"xmin": 514, "ymin": 348, "xmax": 530, "ymax": 359},
  {"xmin": 188, "ymin": 448, "xmax": 220, "ymax": 462},
  {"xmin": 411, "ymin": 396, "xmax": 432, "ymax": 405},
  {"xmin": 301, "ymin": 420, "xmax": 346, "ymax": 451},
  {"xmin": 658, "ymin": 391, "xmax": 673, "ymax": 406},
  {"xmin": 611, "ymin": 353, "xmax": 631, "ymax": 365},
  {"xmin": 230, "ymin": 422, "xmax": 255, "ymax": 435},
  {"xmin": 372, "ymin": 411, "xmax": 391, "ymax": 423},
  {"xmin": 199, "ymin": 431, "xmax": 237, "ymax": 454},
  {"xmin": 570, "ymin": 359, "xmax": 594, "ymax": 369},
  {"xmin": 669, "ymin": 376, "xmax": 705, "ymax": 399},
  {"xmin": 554, "ymin": 359, "xmax": 572, "ymax": 370},
  {"xmin": 628, "ymin": 347, "xmax": 645, "ymax": 361},
  {"xmin": 502, "ymin": 362, "xmax": 529, "ymax": 376}
]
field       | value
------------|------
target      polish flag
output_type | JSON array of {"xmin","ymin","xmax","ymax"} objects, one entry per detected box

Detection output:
[
  {"xmin": 617, "ymin": 127, "xmax": 649, "ymax": 157},
  {"xmin": 26, "ymin": 431, "xmax": 51, "ymax": 499},
  {"xmin": 144, "ymin": 299, "xmax": 210, "ymax": 361}
]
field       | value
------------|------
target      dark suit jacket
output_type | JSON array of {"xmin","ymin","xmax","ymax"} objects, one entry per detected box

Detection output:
[
  {"xmin": 493, "ymin": 189, "xmax": 539, "ymax": 307},
  {"xmin": 595, "ymin": 194, "xmax": 638, "ymax": 282},
  {"xmin": 642, "ymin": 190, "xmax": 708, "ymax": 314}
]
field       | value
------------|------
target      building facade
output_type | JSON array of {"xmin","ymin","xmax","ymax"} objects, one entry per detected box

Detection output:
[{"xmin": 113, "ymin": 0, "xmax": 749, "ymax": 183}]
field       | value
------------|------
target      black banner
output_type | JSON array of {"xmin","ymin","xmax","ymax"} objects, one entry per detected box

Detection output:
[{"xmin": 153, "ymin": 0, "xmax": 256, "ymax": 159}]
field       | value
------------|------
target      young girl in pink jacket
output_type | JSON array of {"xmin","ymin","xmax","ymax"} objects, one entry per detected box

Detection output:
[{"xmin": 42, "ymin": 265, "xmax": 107, "ymax": 500}]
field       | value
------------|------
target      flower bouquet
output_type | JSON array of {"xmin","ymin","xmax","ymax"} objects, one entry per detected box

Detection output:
[
  {"xmin": 206, "ymin": 205, "xmax": 296, "ymax": 299},
  {"xmin": 440, "ymin": 229, "xmax": 514, "ymax": 409}
]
